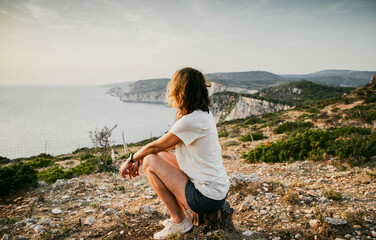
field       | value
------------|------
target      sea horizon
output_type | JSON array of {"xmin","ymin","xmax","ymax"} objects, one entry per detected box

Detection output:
[{"xmin": 0, "ymin": 84, "xmax": 176, "ymax": 159}]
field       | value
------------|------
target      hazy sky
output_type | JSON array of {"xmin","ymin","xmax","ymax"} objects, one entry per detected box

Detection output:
[{"xmin": 0, "ymin": 0, "xmax": 375, "ymax": 85}]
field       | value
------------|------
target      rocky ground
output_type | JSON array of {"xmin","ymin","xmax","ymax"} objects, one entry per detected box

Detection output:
[{"xmin": 0, "ymin": 141, "xmax": 375, "ymax": 240}]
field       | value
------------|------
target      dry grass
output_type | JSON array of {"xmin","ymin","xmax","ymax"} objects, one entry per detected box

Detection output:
[
  {"xmin": 283, "ymin": 188, "xmax": 300, "ymax": 205},
  {"xmin": 323, "ymin": 189, "xmax": 342, "ymax": 200}
]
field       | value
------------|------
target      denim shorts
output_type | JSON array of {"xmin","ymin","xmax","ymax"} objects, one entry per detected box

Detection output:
[{"xmin": 185, "ymin": 179, "xmax": 227, "ymax": 215}]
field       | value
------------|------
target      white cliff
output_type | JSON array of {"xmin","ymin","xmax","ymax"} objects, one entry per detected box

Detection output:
[
  {"xmin": 210, "ymin": 93, "xmax": 291, "ymax": 123},
  {"xmin": 120, "ymin": 91, "xmax": 166, "ymax": 103}
]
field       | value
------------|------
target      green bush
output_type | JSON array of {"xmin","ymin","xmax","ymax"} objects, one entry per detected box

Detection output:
[
  {"xmin": 38, "ymin": 158, "xmax": 97, "ymax": 183},
  {"xmin": 364, "ymin": 96, "xmax": 376, "ymax": 104},
  {"xmin": 242, "ymin": 127, "xmax": 375, "ymax": 166},
  {"xmin": 331, "ymin": 107, "xmax": 340, "ymax": 113},
  {"xmin": 37, "ymin": 165, "xmax": 66, "ymax": 183},
  {"xmin": 274, "ymin": 121, "xmax": 314, "ymax": 134},
  {"xmin": 26, "ymin": 157, "xmax": 55, "ymax": 168},
  {"xmin": 65, "ymin": 160, "xmax": 95, "ymax": 178},
  {"xmin": 306, "ymin": 108, "xmax": 320, "ymax": 114},
  {"xmin": 72, "ymin": 147, "xmax": 90, "ymax": 154},
  {"xmin": 218, "ymin": 131, "xmax": 229, "ymax": 138},
  {"xmin": 0, "ymin": 156, "xmax": 10, "ymax": 164},
  {"xmin": 0, "ymin": 162, "xmax": 38, "ymax": 196},
  {"xmin": 365, "ymin": 111, "xmax": 376, "ymax": 123},
  {"xmin": 80, "ymin": 153, "xmax": 94, "ymax": 160},
  {"xmin": 239, "ymin": 132, "xmax": 267, "ymax": 142}
]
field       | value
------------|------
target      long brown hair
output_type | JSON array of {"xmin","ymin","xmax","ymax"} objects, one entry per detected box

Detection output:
[{"xmin": 166, "ymin": 67, "xmax": 211, "ymax": 119}]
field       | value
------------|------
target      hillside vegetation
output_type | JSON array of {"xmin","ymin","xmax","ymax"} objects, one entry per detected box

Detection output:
[{"xmin": 250, "ymin": 80, "xmax": 353, "ymax": 106}]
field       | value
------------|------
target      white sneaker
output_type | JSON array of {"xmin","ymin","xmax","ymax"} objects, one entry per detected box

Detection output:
[
  {"xmin": 154, "ymin": 217, "xmax": 193, "ymax": 239},
  {"xmin": 161, "ymin": 210, "xmax": 193, "ymax": 226},
  {"xmin": 161, "ymin": 218, "xmax": 172, "ymax": 226}
]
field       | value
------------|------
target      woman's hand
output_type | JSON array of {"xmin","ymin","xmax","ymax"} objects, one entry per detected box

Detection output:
[
  {"xmin": 119, "ymin": 159, "xmax": 143, "ymax": 179},
  {"xmin": 129, "ymin": 161, "xmax": 141, "ymax": 178},
  {"xmin": 119, "ymin": 159, "xmax": 132, "ymax": 179}
]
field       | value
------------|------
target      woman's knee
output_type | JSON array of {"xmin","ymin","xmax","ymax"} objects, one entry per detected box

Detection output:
[{"xmin": 142, "ymin": 154, "xmax": 158, "ymax": 171}]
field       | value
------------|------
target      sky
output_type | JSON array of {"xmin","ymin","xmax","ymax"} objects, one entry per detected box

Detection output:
[{"xmin": 0, "ymin": 0, "xmax": 375, "ymax": 85}]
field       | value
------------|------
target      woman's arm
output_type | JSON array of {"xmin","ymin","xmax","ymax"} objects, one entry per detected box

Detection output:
[{"xmin": 132, "ymin": 132, "xmax": 181, "ymax": 162}]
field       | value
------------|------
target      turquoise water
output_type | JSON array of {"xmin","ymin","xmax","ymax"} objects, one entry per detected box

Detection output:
[{"xmin": 0, "ymin": 85, "xmax": 175, "ymax": 159}]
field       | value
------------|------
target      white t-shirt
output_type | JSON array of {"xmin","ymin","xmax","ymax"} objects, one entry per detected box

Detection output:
[{"xmin": 169, "ymin": 110, "xmax": 230, "ymax": 200}]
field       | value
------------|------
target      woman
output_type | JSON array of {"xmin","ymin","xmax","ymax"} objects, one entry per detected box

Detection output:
[{"xmin": 119, "ymin": 67, "xmax": 230, "ymax": 239}]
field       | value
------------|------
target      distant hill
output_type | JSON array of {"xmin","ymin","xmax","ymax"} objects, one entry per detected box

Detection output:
[
  {"xmin": 128, "ymin": 78, "xmax": 170, "ymax": 93},
  {"xmin": 282, "ymin": 69, "xmax": 376, "ymax": 87},
  {"xmin": 206, "ymin": 71, "xmax": 288, "ymax": 90},
  {"xmin": 248, "ymin": 80, "xmax": 353, "ymax": 106}
]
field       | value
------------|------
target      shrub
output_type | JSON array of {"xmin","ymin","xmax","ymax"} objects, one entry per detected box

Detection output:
[
  {"xmin": 364, "ymin": 96, "xmax": 376, "ymax": 104},
  {"xmin": 331, "ymin": 107, "xmax": 339, "ymax": 113},
  {"xmin": 0, "ymin": 156, "xmax": 10, "ymax": 164},
  {"xmin": 306, "ymin": 107, "xmax": 320, "ymax": 114},
  {"xmin": 26, "ymin": 157, "xmax": 55, "ymax": 168},
  {"xmin": 72, "ymin": 147, "xmax": 90, "ymax": 154},
  {"xmin": 38, "ymin": 158, "xmax": 97, "ymax": 183},
  {"xmin": 239, "ymin": 132, "xmax": 267, "ymax": 142},
  {"xmin": 0, "ymin": 162, "xmax": 38, "ymax": 196},
  {"xmin": 365, "ymin": 110, "xmax": 376, "ymax": 123},
  {"xmin": 37, "ymin": 165, "xmax": 66, "ymax": 183},
  {"xmin": 80, "ymin": 153, "xmax": 94, "ymax": 160},
  {"xmin": 65, "ymin": 160, "xmax": 95, "ymax": 178},
  {"xmin": 242, "ymin": 127, "xmax": 375, "ymax": 165},
  {"xmin": 274, "ymin": 121, "xmax": 314, "ymax": 134},
  {"xmin": 218, "ymin": 131, "xmax": 229, "ymax": 138}
]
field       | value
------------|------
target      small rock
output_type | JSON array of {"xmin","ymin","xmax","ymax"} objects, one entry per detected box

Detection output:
[
  {"xmin": 133, "ymin": 182, "xmax": 141, "ymax": 187},
  {"xmin": 250, "ymin": 173, "xmax": 261, "ymax": 182},
  {"xmin": 38, "ymin": 181, "xmax": 47, "ymax": 186},
  {"xmin": 85, "ymin": 209, "xmax": 96, "ymax": 214},
  {"xmin": 260, "ymin": 210, "xmax": 267, "ymax": 215},
  {"xmin": 2, "ymin": 234, "xmax": 9, "ymax": 240},
  {"xmin": 104, "ymin": 208, "xmax": 118, "ymax": 215},
  {"xmin": 34, "ymin": 225, "xmax": 45, "ymax": 234},
  {"xmin": 295, "ymin": 233, "xmax": 302, "ymax": 238},
  {"xmin": 61, "ymin": 195, "xmax": 70, "ymax": 200},
  {"xmin": 55, "ymin": 179, "xmax": 66, "ymax": 186},
  {"xmin": 141, "ymin": 205, "xmax": 155, "ymax": 213},
  {"xmin": 120, "ymin": 230, "xmax": 124, "ymax": 235},
  {"xmin": 99, "ymin": 185, "xmax": 108, "ymax": 190},
  {"xmin": 22, "ymin": 218, "xmax": 36, "ymax": 225},
  {"xmin": 266, "ymin": 193, "xmax": 275, "ymax": 199},
  {"xmin": 38, "ymin": 218, "xmax": 52, "ymax": 226},
  {"xmin": 242, "ymin": 230, "xmax": 254, "ymax": 236},
  {"xmin": 324, "ymin": 217, "xmax": 347, "ymax": 225},
  {"xmin": 84, "ymin": 216, "xmax": 96, "ymax": 225},
  {"xmin": 344, "ymin": 234, "xmax": 351, "ymax": 239},
  {"xmin": 40, "ymin": 207, "xmax": 49, "ymax": 212},
  {"xmin": 310, "ymin": 219, "xmax": 319, "ymax": 228},
  {"xmin": 52, "ymin": 208, "xmax": 62, "ymax": 215},
  {"xmin": 238, "ymin": 195, "xmax": 254, "ymax": 211},
  {"xmin": 371, "ymin": 231, "xmax": 376, "ymax": 237}
]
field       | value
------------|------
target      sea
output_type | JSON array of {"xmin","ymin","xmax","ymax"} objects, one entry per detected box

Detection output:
[{"xmin": 0, "ymin": 85, "xmax": 176, "ymax": 159}]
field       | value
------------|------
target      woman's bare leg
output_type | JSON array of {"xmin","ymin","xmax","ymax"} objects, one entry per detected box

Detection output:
[
  {"xmin": 156, "ymin": 152, "xmax": 189, "ymax": 214},
  {"xmin": 143, "ymin": 152, "xmax": 189, "ymax": 223}
]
